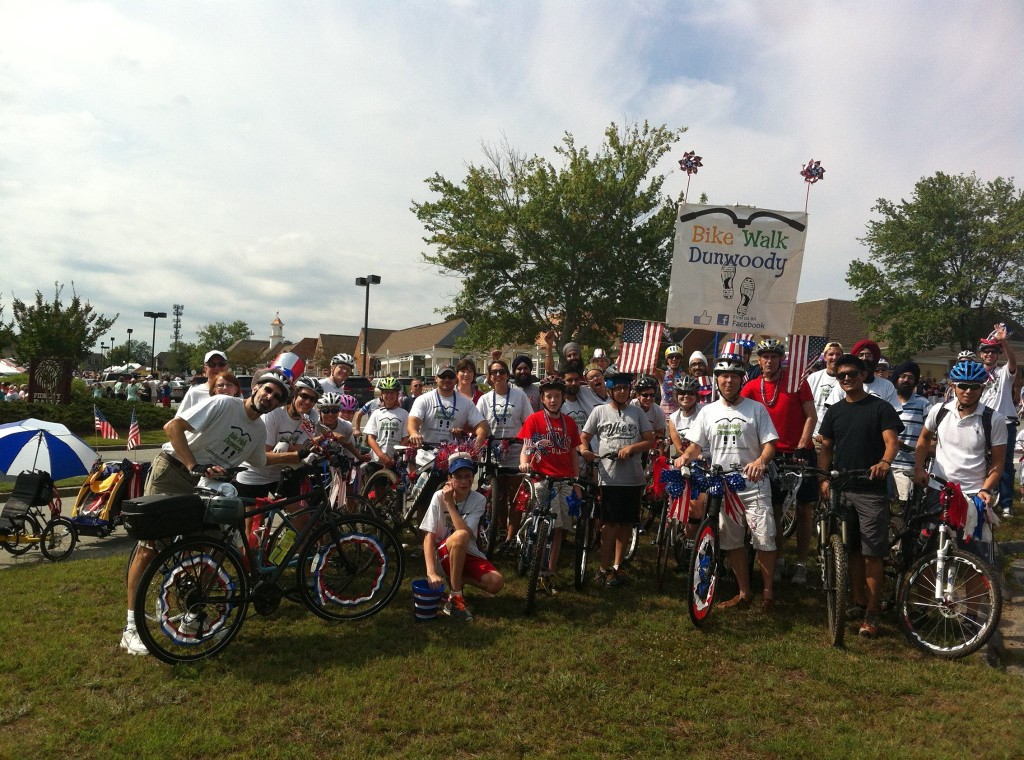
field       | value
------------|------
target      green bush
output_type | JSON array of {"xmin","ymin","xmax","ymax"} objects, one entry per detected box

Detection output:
[{"xmin": 0, "ymin": 396, "xmax": 173, "ymax": 434}]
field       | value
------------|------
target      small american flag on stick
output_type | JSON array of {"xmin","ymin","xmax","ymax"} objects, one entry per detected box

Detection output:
[
  {"xmin": 785, "ymin": 335, "xmax": 828, "ymax": 394},
  {"xmin": 127, "ymin": 406, "xmax": 141, "ymax": 450},
  {"xmin": 94, "ymin": 406, "xmax": 119, "ymax": 440},
  {"xmin": 617, "ymin": 319, "xmax": 664, "ymax": 373}
]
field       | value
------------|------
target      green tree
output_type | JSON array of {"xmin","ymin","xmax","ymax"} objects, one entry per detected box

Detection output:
[
  {"xmin": 108, "ymin": 341, "xmax": 151, "ymax": 367},
  {"xmin": 191, "ymin": 320, "xmax": 253, "ymax": 368},
  {"xmin": 412, "ymin": 121, "xmax": 685, "ymax": 349},
  {"xmin": 10, "ymin": 282, "xmax": 117, "ymax": 364},
  {"xmin": 847, "ymin": 172, "xmax": 1024, "ymax": 359}
]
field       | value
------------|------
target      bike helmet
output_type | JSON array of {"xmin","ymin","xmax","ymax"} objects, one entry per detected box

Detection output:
[
  {"xmin": 665, "ymin": 344, "xmax": 684, "ymax": 359},
  {"xmin": 755, "ymin": 338, "xmax": 786, "ymax": 356},
  {"xmin": 376, "ymin": 376, "xmax": 401, "ymax": 392},
  {"xmin": 293, "ymin": 376, "xmax": 323, "ymax": 399},
  {"xmin": 674, "ymin": 375, "xmax": 700, "ymax": 394},
  {"xmin": 338, "ymin": 393, "xmax": 358, "ymax": 411},
  {"xmin": 634, "ymin": 375, "xmax": 658, "ymax": 392},
  {"xmin": 253, "ymin": 368, "xmax": 292, "ymax": 404},
  {"xmin": 956, "ymin": 350, "xmax": 979, "ymax": 363},
  {"xmin": 713, "ymin": 359, "xmax": 747, "ymax": 377},
  {"xmin": 318, "ymin": 392, "xmax": 342, "ymax": 408},
  {"xmin": 538, "ymin": 375, "xmax": 567, "ymax": 393},
  {"xmin": 948, "ymin": 360, "xmax": 988, "ymax": 384},
  {"xmin": 270, "ymin": 352, "xmax": 305, "ymax": 381},
  {"xmin": 331, "ymin": 353, "xmax": 355, "ymax": 368}
]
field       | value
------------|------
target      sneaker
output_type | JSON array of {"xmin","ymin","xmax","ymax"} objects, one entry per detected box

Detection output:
[
  {"xmin": 119, "ymin": 627, "xmax": 149, "ymax": 656},
  {"xmin": 606, "ymin": 568, "xmax": 628, "ymax": 587},
  {"xmin": 596, "ymin": 568, "xmax": 611, "ymax": 585},
  {"xmin": 791, "ymin": 564, "xmax": 808, "ymax": 586},
  {"xmin": 859, "ymin": 614, "xmax": 879, "ymax": 639},
  {"xmin": 1002, "ymin": 507, "xmax": 1012, "ymax": 519},
  {"xmin": 540, "ymin": 573, "xmax": 559, "ymax": 596},
  {"xmin": 846, "ymin": 603, "xmax": 866, "ymax": 622},
  {"xmin": 442, "ymin": 594, "xmax": 474, "ymax": 622},
  {"xmin": 773, "ymin": 558, "xmax": 786, "ymax": 584}
]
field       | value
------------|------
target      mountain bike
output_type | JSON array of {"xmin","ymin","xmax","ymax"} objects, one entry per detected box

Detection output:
[
  {"xmin": 572, "ymin": 466, "xmax": 600, "ymax": 590},
  {"xmin": 890, "ymin": 477, "xmax": 1002, "ymax": 658},
  {"xmin": 127, "ymin": 447, "xmax": 403, "ymax": 665},
  {"xmin": 358, "ymin": 443, "xmax": 441, "ymax": 552}
]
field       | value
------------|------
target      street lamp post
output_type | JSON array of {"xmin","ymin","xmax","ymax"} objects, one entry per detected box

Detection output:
[
  {"xmin": 110, "ymin": 336, "xmax": 116, "ymax": 366},
  {"xmin": 126, "ymin": 328, "xmax": 133, "ymax": 366},
  {"xmin": 143, "ymin": 311, "xmax": 167, "ymax": 374},
  {"xmin": 354, "ymin": 275, "xmax": 381, "ymax": 377},
  {"xmin": 100, "ymin": 342, "xmax": 108, "ymax": 368}
]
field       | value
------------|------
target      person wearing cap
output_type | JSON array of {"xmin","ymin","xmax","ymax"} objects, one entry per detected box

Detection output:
[
  {"xmin": 580, "ymin": 371, "xmax": 656, "ymax": 587},
  {"xmin": 891, "ymin": 361, "xmax": 930, "ymax": 510},
  {"xmin": 678, "ymin": 353, "xmax": 780, "ymax": 613},
  {"xmin": 978, "ymin": 323, "xmax": 1018, "ymax": 517},
  {"xmin": 408, "ymin": 364, "xmax": 489, "ymax": 515},
  {"xmin": 121, "ymin": 372, "xmax": 288, "ymax": 655},
  {"xmin": 808, "ymin": 341, "xmax": 844, "ymax": 440},
  {"xmin": 688, "ymin": 351, "xmax": 709, "ymax": 379},
  {"xmin": 651, "ymin": 345, "xmax": 687, "ymax": 416},
  {"xmin": 591, "ymin": 348, "xmax": 611, "ymax": 372},
  {"xmin": 510, "ymin": 354, "xmax": 541, "ymax": 411},
  {"xmin": 823, "ymin": 339, "xmax": 901, "ymax": 412},
  {"xmin": 741, "ymin": 338, "xmax": 817, "ymax": 586},
  {"xmin": 420, "ymin": 452, "xmax": 504, "ymax": 622},
  {"xmin": 876, "ymin": 357, "xmax": 891, "ymax": 380},
  {"xmin": 176, "ymin": 349, "xmax": 229, "ymax": 417}
]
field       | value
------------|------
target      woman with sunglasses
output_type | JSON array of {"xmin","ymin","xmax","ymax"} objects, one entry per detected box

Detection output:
[
  {"xmin": 476, "ymin": 359, "xmax": 533, "ymax": 550},
  {"xmin": 234, "ymin": 375, "xmax": 324, "ymax": 500}
]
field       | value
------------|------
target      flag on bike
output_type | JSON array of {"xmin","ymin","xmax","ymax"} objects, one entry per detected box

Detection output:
[
  {"xmin": 617, "ymin": 319, "xmax": 663, "ymax": 372},
  {"xmin": 668, "ymin": 481, "xmax": 693, "ymax": 523},
  {"xmin": 784, "ymin": 335, "xmax": 828, "ymax": 394},
  {"xmin": 126, "ymin": 407, "xmax": 141, "ymax": 450},
  {"xmin": 94, "ymin": 406, "xmax": 119, "ymax": 440}
]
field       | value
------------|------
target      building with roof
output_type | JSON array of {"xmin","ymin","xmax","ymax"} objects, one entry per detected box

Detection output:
[{"xmin": 374, "ymin": 318, "xmax": 469, "ymax": 378}]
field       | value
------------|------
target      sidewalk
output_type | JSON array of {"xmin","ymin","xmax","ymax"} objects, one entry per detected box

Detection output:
[{"xmin": 998, "ymin": 541, "xmax": 1024, "ymax": 675}]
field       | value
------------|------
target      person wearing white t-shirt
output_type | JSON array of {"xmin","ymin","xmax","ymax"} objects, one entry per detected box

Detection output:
[
  {"xmin": 977, "ymin": 324, "xmax": 1018, "ymax": 516},
  {"xmin": 176, "ymin": 349, "xmax": 229, "ymax": 417},
  {"xmin": 677, "ymin": 357, "xmax": 779, "ymax": 614},
  {"xmin": 807, "ymin": 341, "xmax": 843, "ymax": 438}
]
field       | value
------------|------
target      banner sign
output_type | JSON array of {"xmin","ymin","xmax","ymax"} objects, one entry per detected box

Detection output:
[{"xmin": 665, "ymin": 204, "xmax": 808, "ymax": 335}]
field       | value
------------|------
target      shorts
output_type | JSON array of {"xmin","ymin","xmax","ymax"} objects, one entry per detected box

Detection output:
[
  {"xmin": 535, "ymin": 480, "xmax": 574, "ymax": 531},
  {"xmin": 144, "ymin": 452, "xmax": 198, "ymax": 496},
  {"xmin": 892, "ymin": 469, "xmax": 914, "ymax": 502},
  {"xmin": 719, "ymin": 482, "xmax": 776, "ymax": 552},
  {"xmin": 844, "ymin": 490, "xmax": 889, "ymax": 557},
  {"xmin": 598, "ymin": 485, "xmax": 642, "ymax": 524},
  {"xmin": 438, "ymin": 542, "xmax": 499, "ymax": 584},
  {"xmin": 771, "ymin": 450, "xmax": 818, "ymax": 504}
]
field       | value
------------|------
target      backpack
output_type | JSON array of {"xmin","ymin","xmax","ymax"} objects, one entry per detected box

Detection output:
[{"xmin": 934, "ymin": 405, "xmax": 994, "ymax": 463}]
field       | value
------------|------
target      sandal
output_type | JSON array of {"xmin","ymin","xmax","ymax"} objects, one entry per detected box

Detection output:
[{"xmin": 718, "ymin": 594, "xmax": 752, "ymax": 610}]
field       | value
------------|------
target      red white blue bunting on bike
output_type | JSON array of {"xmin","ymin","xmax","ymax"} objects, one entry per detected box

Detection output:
[{"xmin": 661, "ymin": 466, "xmax": 747, "ymax": 523}]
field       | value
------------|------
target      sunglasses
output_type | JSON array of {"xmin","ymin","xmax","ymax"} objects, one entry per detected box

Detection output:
[
  {"xmin": 489, "ymin": 368, "xmax": 509, "ymax": 376},
  {"xmin": 639, "ymin": 392, "xmax": 656, "ymax": 399},
  {"xmin": 296, "ymin": 392, "xmax": 318, "ymax": 403},
  {"xmin": 319, "ymin": 407, "xmax": 340, "ymax": 414},
  {"xmin": 676, "ymin": 390, "xmax": 698, "ymax": 397},
  {"xmin": 206, "ymin": 361, "xmax": 228, "ymax": 369},
  {"xmin": 836, "ymin": 371, "xmax": 863, "ymax": 381},
  {"xmin": 979, "ymin": 348, "xmax": 1001, "ymax": 354},
  {"xmin": 955, "ymin": 383, "xmax": 983, "ymax": 391}
]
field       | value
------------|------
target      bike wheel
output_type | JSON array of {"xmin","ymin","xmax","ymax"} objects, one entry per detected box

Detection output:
[
  {"xmin": 0, "ymin": 513, "xmax": 41, "ymax": 555},
  {"xmin": 687, "ymin": 518, "xmax": 719, "ymax": 628},
  {"xmin": 780, "ymin": 492, "xmax": 799, "ymax": 539},
  {"xmin": 824, "ymin": 533, "xmax": 848, "ymax": 648},
  {"xmin": 360, "ymin": 469, "xmax": 397, "ymax": 505},
  {"xmin": 482, "ymin": 483, "xmax": 500, "ymax": 560},
  {"xmin": 134, "ymin": 537, "xmax": 248, "ymax": 665},
  {"xmin": 573, "ymin": 503, "xmax": 594, "ymax": 590},
  {"xmin": 897, "ymin": 547, "xmax": 1003, "ymax": 659},
  {"xmin": 297, "ymin": 514, "xmax": 404, "ymax": 622},
  {"xmin": 654, "ymin": 506, "xmax": 672, "ymax": 591},
  {"xmin": 516, "ymin": 515, "xmax": 534, "ymax": 577},
  {"xmin": 524, "ymin": 518, "xmax": 549, "ymax": 617},
  {"xmin": 623, "ymin": 523, "xmax": 640, "ymax": 563},
  {"xmin": 39, "ymin": 517, "xmax": 78, "ymax": 561}
]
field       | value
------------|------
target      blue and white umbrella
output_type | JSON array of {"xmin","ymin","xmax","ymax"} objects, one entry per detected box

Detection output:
[{"xmin": 0, "ymin": 419, "xmax": 100, "ymax": 480}]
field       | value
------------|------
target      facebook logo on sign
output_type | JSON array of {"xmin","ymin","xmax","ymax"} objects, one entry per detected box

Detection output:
[{"xmin": 717, "ymin": 314, "xmax": 730, "ymax": 326}]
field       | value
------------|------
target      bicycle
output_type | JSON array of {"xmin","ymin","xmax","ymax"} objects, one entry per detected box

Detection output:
[
  {"xmin": 126, "ymin": 447, "xmax": 404, "ymax": 664},
  {"xmin": 889, "ymin": 476, "xmax": 1003, "ymax": 658},
  {"xmin": 681, "ymin": 461, "xmax": 746, "ymax": 627},
  {"xmin": 358, "ymin": 443, "xmax": 441, "ymax": 552},
  {"xmin": 0, "ymin": 470, "xmax": 78, "ymax": 562},
  {"xmin": 475, "ymin": 436, "xmax": 522, "ymax": 559},
  {"xmin": 572, "ymin": 467, "xmax": 600, "ymax": 591},
  {"xmin": 517, "ymin": 473, "xmax": 577, "ymax": 615}
]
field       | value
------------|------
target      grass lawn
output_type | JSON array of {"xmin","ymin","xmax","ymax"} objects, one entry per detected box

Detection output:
[{"xmin": 2, "ymin": 537, "xmax": 1023, "ymax": 759}]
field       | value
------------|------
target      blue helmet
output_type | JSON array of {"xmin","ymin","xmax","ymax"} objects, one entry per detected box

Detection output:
[{"xmin": 948, "ymin": 360, "xmax": 988, "ymax": 384}]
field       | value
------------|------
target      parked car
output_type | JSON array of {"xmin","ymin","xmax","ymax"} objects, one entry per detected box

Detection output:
[
  {"xmin": 169, "ymin": 380, "xmax": 189, "ymax": 403},
  {"xmin": 343, "ymin": 376, "xmax": 375, "ymax": 407},
  {"xmin": 236, "ymin": 375, "xmax": 253, "ymax": 398}
]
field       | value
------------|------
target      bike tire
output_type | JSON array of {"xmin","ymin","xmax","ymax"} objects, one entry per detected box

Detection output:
[
  {"xmin": 516, "ymin": 514, "xmax": 534, "ymax": 577},
  {"xmin": 0, "ymin": 512, "xmax": 41, "ymax": 556},
  {"xmin": 896, "ymin": 547, "xmax": 1002, "ymax": 659},
  {"xmin": 623, "ymin": 523, "xmax": 640, "ymax": 563},
  {"xmin": 825, "ymin": 533, "xmax": 848, "ymax": 648},
  {"xmin": 573, "ymin": 502, "xmax": 594, "ymax": 590},
  {"xmin": 687, "ymin": 518, "xmax": 719, "ymax": 628},
  {"xmin": 524, "ymin": 518, "xmax": 549, "ymax": 617},
  {"xmin": 359, "ymin": 469, "xmax": 397, "ymax": 505},
  {"xmin": 40, "ymin": 517, "xmax": 78, "ymax": 561},
  {"xmin": 654, "ymin": 504, "xmax": 672, "ymax": 591},
  {"xmin": 482, "ymin": 482, "xmax": 500, "ymax": 561},
  {"xmin": 134, "ymin": 537, "xmax": 248, "ymax": 665},
  {"xmin": 780, "ymin": 492, "xmax": 799, "ymax": 539},
  {"xmin": 297, "ymin": 514, "xmax": 404, "ymax": 622}
]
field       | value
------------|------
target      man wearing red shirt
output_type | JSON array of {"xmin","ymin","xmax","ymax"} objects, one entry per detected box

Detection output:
[{"xmin": 741, "ymin": 338, "xmax": 817, "ymax": 585}]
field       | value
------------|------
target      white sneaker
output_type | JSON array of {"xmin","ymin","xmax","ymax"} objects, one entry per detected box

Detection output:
[
  {"xmin": 1002, "ymin": 508, "xmax": 1012, "ymax": 519},
  {"xmin": 119, "ymin": 627, "xmax": 149, "ymax": 656},
  {"xmin": 791, "ymin": 564, "xmax": 808, "ymax": 586}
]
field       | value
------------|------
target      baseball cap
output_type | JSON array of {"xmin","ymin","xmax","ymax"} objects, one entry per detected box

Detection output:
[
  {"xmin": 448, "ymin": 452, "xmax": 477, "ymax": 474},
  {"xmin": 436, "ymin": 364, "xmax": 456, "ymax": 378},
  {"xmin": 205, "ymin": 350, "xmax": 228, "ymax": 364}
]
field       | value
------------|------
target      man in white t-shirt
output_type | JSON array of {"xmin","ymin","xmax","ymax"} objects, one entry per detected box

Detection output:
[
  {"xmin": 678, "ymin": 356, "xmax": 779, "ymax": 613},
  {"xmin": 977, "ymin": 324, "xmax": 1018, "ymax": 517},
  {"xmin": 807, "ymin": 341, "xmax": 843, "ymax": 439},
  {"xmin": 176, "ymin": 349, "xmax": 229, "ymax": 416}
]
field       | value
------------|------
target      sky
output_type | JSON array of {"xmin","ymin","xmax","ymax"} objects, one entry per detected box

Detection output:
[{"xmin": 1, "ymin": 0, "xmax": 1022, "ymax": 355}]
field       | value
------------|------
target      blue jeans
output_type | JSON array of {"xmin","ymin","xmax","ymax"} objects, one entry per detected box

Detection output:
[{"xmin": 999, "ymin": 421, "xmax": 1017, "ymax": 511}]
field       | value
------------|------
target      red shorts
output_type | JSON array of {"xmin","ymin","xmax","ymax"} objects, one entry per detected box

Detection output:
[{"xmin": 438, "ymin": 542, "xmax": 498, "ymax": 583}]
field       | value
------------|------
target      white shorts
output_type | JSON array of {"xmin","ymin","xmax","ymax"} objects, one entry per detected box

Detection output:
[
  {"xmin": 892, "ymin": 469, "xmax": 914, "ymax": 501},
  {"xmin": 718, "ymin": 482, "xmax": 776, "ymax": 552},
  {"xmin": 535, "ymin": 480, "xmax": 575, "ymax": 532}
]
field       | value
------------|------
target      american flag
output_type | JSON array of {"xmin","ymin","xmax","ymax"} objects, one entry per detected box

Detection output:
[
  {"xmin": 94, "ymin": 406, "xmax": 119, "ymax": 440},
  {"xmin": 785, "ymin": 335, "xmax": 828, "ymax": 393},
  {"xmin": 617, "ymin": 319, "xmax": 664, "ymax": 373},
  {"xmin": 126, "ymin": 407, "xmax": 141, "ymax": 450},
  {"xmin": 733, "ymin": 333, "xmax": 754, "ymax": 343}
]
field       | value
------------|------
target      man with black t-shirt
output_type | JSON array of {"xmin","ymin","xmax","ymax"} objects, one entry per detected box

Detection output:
[{"xmin": 817, "ymin": 354, "xmax": 903, "ymax": 639}]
